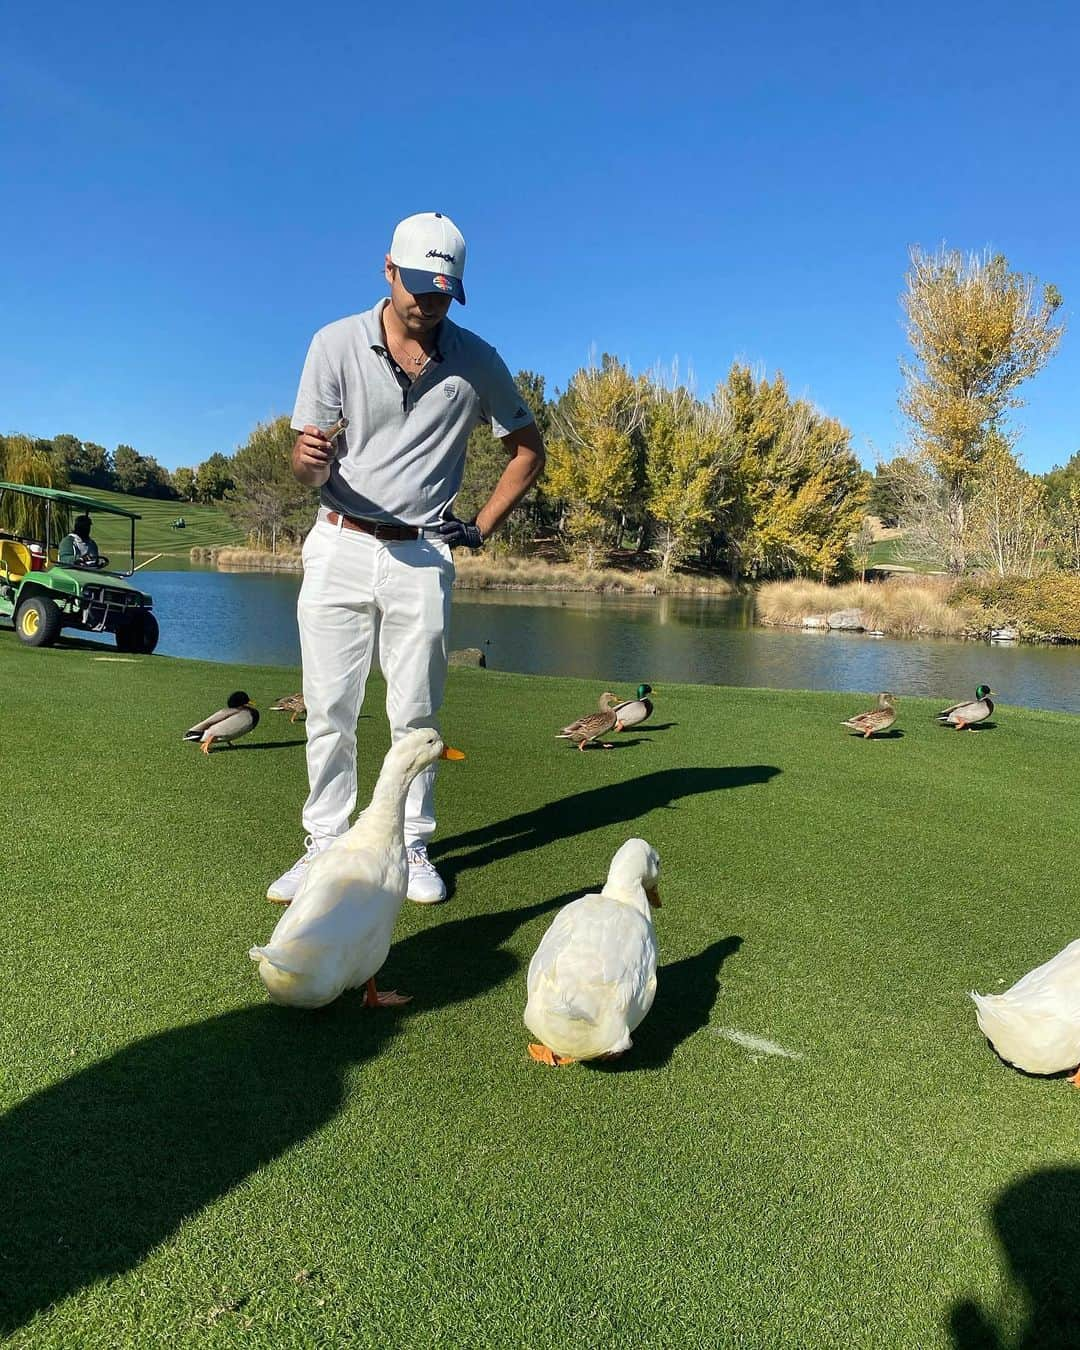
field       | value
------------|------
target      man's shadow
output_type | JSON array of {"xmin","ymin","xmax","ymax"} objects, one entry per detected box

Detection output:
[
  {"xmin": 949, "ymin": 1168, "xmax": 1080, "ymax": 1349},
  {"xmin": 590, "ymin": 935, "xmax": 743, "ymax": 1072},
  {"xmin": 0, "ymin": 897, "xmax": 560, "ymax": 1337},
  {"xmin": 433, "ymin": 766, "xmax": 780, "ymax": 884}
]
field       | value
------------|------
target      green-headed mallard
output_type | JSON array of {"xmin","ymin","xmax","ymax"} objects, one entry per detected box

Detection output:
[
  {"xmin": 841, "ymin": 691, "xmax": 897, "ymax": 739},
  {"xmin": 972, "ymin": 939, "xmax": 1080, "ymax": 1080},
  {"xmin": 525, "ymin": 838, "xmax": 661, "ymax": 1066},
  {"xmin": 556, "ymin": 692, "xmax": 621, "ymax": 750},
  {"xmin": 935, "ymin": 685, "xmax": 994, "ymax": 730},
  {"xmin": 183, "ymin": 691, "xmax": 259, "ymax": 754},
  {"xmin": 270, "ymin": 692, "xmax": 307, "ymax": 723},
  {"xmin": 611, "ymin": 683, "xmax": 654, "ymax": 728},
  {"xmin": 250, "ymin": 729, "xmax": 464, "ymax": 1009}
]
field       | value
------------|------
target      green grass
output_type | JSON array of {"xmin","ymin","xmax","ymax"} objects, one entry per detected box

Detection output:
[
  {"xmin": 68, "ymin": 486, "xmax": 245, "ymax": 559},
  {"xmin": 868, "ymin": 535, "xmax": 944, "ymax": 573},
  {"xmin": 2, "ymin": 640, "xmax": 1079, "ymax": 1347}
]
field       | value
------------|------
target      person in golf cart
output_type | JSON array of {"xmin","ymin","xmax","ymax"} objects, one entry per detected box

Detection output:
[{"xmin": 58, "ymin": 514, "xmax": 109, "ymax": 569}]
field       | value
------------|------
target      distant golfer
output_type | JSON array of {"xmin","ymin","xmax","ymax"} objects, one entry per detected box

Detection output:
[
  {"xmin": 59, "ymin": 515, "xmax": 108, "ymax": 569},
  {"xmin": 267, "ymin": 212, "xmax": 545, "ymax": 906}
]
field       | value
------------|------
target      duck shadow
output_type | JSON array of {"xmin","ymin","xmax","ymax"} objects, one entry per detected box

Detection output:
[
  {"xmin": 949, "ymin": 1168, "xmax": 1080, "ymax": 1349},
  {"xmin": 233, "ymin": 739, "xmax": 306, "ymax": 751},
  {"xmin": 433, "ymin": 766, "xmax": 780, "ymax": 883},
  {"xmin": 0, "ymin": 897, "xmax": 558, "ymax": 1338},
  {"xmin": 640, "ymin": 721, "xmax": 677, "ymax": 731},
  {"xmin": 937, "ymin": 722, "xmax": 997, "ymax": 733},
  {"xmin": 847, "ymin": 728, "xmax": 905, "ymax": 739},
  {"xmin": 589, "ymin": 935, "xmax": 743, "ymax": 1073},
  {"xmin": 565, "ymin": 738, "xmax": 651, "ymax": 751}
]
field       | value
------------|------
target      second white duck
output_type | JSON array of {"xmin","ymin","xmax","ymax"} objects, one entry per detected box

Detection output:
[
  {"xmin": 972, "ymin": 938, "xmax": 1080, "ymax": 1080},
  {"xmin": 249, "ymin": 727, "xmax": 464, "ymax": 1010},
  {"xmin": 524, "ymin": 838, "xmax": 661, "ymax": 1066}
]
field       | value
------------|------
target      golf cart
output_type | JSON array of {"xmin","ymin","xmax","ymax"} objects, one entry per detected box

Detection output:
[{"xmin": 0, "ymin": 482, "xmax": 159, "ymax": 653}]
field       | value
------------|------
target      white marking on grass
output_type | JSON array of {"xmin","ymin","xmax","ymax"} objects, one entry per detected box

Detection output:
[
  {"xmin": 93, "ymin": 656, "xmax": 138, "ymax": 662},
  {"xmin": 711, "ymin": 1026, "xmax": 803, "ymax": 1061}
]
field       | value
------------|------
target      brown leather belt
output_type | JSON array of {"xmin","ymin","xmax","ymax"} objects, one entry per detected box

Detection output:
[{"xmin": 326, "ymin": 511, "xmax": 420, "ymax": 541}]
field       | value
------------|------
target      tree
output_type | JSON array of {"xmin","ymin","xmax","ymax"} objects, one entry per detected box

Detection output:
[
  {"xmin": 544, "ymin": 355, "xmax": 645, "ymax": 567},
  {"xmin": 112, "ymin": 444, "xmax": 148, "ymax": 494},
  {"xmin": 849, "ymin": 517, "xmax": 876, "ymax": 582},
  {"xmin": 901, "ymin": 247, "xmax": 1064, "ymax": 574},
  {"xmin": 966, "ymin": 435, "xmax": 1051, "ymax": 578},
  {"xmin": 867, "ymin": 457, "xmax": 915, "ymax": 528},
  {"xmin": 226, "ymin": 416, "xmax": 316, "ymax": 549},
  {"xmin": 195, "ymin": 452, "xmax": 234, "ymax": 503},
  {"xmin": 1051, "ymin": 480, "xmax": 1080, "ymax": 573},
  {"xmin": 1043, "ymin": 450, "xmax": 1080, "ymax": 508},
  {"xmin": 0, "ymin": 434, "xmax": 71, "ymax": 538},
  {"xmin": 642, "ymin": 375, "xmax": 732, "ymax": 574},
  {"xmin": 49, "ymin": 434, "xmax": 83, "ymax": 478},
  {"xmin": 173, "ymin": 467, "xmax": 196, "ymax": 502},
  {"xmin": 73, "ymin": 442, "xmax": 113, "ymax": 488},
  {"xmin": 455, "ymin": 369, "xmax": 553, "ymax": 551},
  {"xmin": 719, "ymin": 365, "xmax": 867, "ymax": 581}
]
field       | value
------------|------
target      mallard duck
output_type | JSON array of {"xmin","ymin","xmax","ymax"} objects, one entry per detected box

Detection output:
[
  {"xmin": 936, "ymin": 685, "xmax": 995, "ymax": 730},
  {"xmin": 270, "ymin": 692, "xmax": 307, "ymax": 723},
  {"xmin": 556, "ymin": 692, "xmax": 621, "ymax": 750},
  {"xmin": 524, "ymin": 838, "xmax": 661, "ymax": 1066},
  {"xmin": 183, "ymin": 691, "xmax": 259, "ymax": 753},
  {"xmin": 972, "ymin": 940, "xmax": 1080, "ymax": 1080},
  {"xmin": 611, "ymin": 683, "xmax": 654, "ymax": 729},
  {"xmin": 841, "ymin": 691, "xmax": 897, "ymax": 738},
  {"xmin": 249, "ymin": 728, "xmax": 464, "ymax": 1010}
]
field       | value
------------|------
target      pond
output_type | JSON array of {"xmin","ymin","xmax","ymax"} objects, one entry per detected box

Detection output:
[{"xmin": 136, "ymin": 569, "xmax": 1080, "ymax": 714}]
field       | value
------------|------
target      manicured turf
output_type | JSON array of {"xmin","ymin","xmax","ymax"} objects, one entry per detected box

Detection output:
[
  {"xmin": 64, "ymin": 486, "xmax": 246, "ymax": 558},
  {"xmin": 2, "ymin": 639, "xmax": 1079, "ymax": 1347}
]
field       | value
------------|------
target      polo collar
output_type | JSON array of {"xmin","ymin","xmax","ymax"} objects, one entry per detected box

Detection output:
[{"xmin": 365, "ymin": 298, "xmax": 446, "ymax": 364}]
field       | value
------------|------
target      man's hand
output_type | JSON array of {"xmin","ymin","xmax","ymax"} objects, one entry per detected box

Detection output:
[
  {"xmin": 292, "ymin": 425, "xmax": 336, "ymax": 487},
  {"xmin": 437, "ymin": 517, "xmax": 485, "ymax": 550}
]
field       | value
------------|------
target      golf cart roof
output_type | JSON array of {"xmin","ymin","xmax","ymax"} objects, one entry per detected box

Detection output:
[{"xmin": 0, "ymin": 481, "xmax": 141, "ymax": 520}]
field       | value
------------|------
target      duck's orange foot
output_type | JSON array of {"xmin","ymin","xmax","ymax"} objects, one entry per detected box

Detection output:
[
  {"xmin": 201, "ymin": 739, "xmax": 214, "ymax": 755},
  {"xmin": 365, "ymin": 978, "xmax": 412, "ymax": 1008},
  {"xmin": 1067, "ymin": 1066, "xmax": 1080, "ymax": 1087},
  {"xmin": 528, "ymin": 1043, "xmax": 576, "ymax": 1067}
]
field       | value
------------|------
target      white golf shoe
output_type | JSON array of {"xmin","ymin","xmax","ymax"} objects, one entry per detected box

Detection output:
[{"xmin": 406, "ymin": 843, "xmax": 447, "ymax": 904}]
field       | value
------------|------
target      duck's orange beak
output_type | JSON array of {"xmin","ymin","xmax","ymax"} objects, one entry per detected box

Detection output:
[
  {"xmin": 645, "ymin": 886, "xmax": 661, "ymax": 908},
  {"xmin": 440, "ymin": 746, "xmax": 466, "ymax": 760}
]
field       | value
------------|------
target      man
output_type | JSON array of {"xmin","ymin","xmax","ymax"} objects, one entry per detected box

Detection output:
[
  {"xmin": 58, "ymin": 515, "xmax": 107, "ymax": 569},
  {"xmin": 267, "ymin": 212, "xmax": 545, "ymax": 906}
]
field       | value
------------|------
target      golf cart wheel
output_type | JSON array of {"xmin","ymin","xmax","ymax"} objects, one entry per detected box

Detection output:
[
  {"xmin": 15, "ymin": 595, "xmax": 63, "ymax": 647},
  {"xmin": 116, "ymin": 611, "xmax": 159, "ymax": 655}
]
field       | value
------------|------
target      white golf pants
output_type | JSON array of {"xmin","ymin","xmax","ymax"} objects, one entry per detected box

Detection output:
[{"xmin": 297, "ymin": 513, "xmax": 454, "ymax": 844}]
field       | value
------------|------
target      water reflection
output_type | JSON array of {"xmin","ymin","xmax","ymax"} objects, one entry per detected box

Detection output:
[{"xmin": 142, "ymin": 571, "xmax": 1080, "ymax": 714}]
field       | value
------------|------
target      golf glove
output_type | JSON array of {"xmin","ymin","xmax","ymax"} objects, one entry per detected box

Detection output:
[{"xmin": 437, "ymin": 517, "xmax": 485, "ymax": 550}]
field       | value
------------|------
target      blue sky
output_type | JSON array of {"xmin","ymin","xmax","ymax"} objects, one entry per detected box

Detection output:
[{"xmin": 3, "ymin": 0, "xmax": 1079, "ymax": 474}]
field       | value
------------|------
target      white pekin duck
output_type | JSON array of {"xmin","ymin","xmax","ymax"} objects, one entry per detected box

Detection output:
[
  {"xmin": 524, "ymin": 838, "xmax": 661, "ymax": 1066},
  {"xmin": 971, "ymin": 938, "xmax": 1080, "ymax": 1080},
  {"xmin": 249, "ymin": 728, "xmax": 464, "ymax": 1010}
]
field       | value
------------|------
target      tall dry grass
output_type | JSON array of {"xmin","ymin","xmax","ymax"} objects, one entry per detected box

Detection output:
[
  {"xmin": 453, "ymin": 555, "xmax": 733, "ymax": 595},
  {"xmin": 195, "ymin": 545, "xmax": 734, "ymax": 594},
  {"xmin": 756, "ymin": 575, "xmax": 971, "ymax": 637}
]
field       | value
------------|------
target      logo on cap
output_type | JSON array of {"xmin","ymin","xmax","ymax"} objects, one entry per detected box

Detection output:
[
  {"xmin": 426, "ymin": 249, "xmax": 456, "ymax": 263},
  {"xmin": 433, "ymin": 275, "xmax": 452, "ymax": 293}
]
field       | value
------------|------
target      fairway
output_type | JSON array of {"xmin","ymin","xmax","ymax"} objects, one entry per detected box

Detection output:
[
  {"xmin": 2, "ymin": 640, "xmax": 1079, "ymax": 1347},
  {"xmin": 62, "ymin": 486, "xmax": 246, "ymax": 558}
]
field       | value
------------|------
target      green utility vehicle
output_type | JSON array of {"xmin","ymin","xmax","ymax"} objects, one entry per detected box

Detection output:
[{"xmin": 0, "ymin": 482, "xmax": 159, "ymax": 652}]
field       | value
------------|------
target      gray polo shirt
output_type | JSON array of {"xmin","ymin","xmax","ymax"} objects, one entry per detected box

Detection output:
[{"xmin": 291, "ymin": 299, "xmax": 534, "ymax": 527}]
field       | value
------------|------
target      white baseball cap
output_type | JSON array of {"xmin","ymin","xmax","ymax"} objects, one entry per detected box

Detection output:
[{"xmin": 389, "ymin": 212, "xmax": 467, "ymax": 305}]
